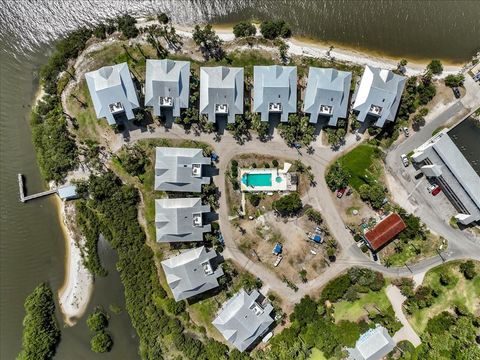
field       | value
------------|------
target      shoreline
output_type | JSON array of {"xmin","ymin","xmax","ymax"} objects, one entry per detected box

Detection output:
[
  {"xmin": 31, "ymin": 84, "xmax": 94, "ymax": 326},
  {"xmin": 169, "ymin": 23, "xmax": 467, "ymax": 77},
  {"xmin": 55, "ymin": 198, "xmax": 93, "ymax": 326}
]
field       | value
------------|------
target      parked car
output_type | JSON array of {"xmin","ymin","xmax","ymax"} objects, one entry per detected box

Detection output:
[
  {"xmin": 403, "ymin": 127, "xmax": 410, "ymax": 137},
  {"xmin": 336, "ymin": 188, "xmax": 347, "ymax": 198},
  {"xmin": 401, "ymin": 154, "xmax": 409, "ymax": 167},
  {"xmin": 432, "ymin": 186, "xmax": 442, "ymax": 196},
  {"xmin": 414, "ymin": 172, "xmax": 424, "ymax": 180},
  {"xmin": 452, "ymin": 87, "xmax": 461, "ymax": 99},
  {"xmin": 427, "ymin": 184, "xmax": 437, "ymax": 193},
  {"xmin": 274, "ymin": 255, "xmax": 283, "ymax": 267},
  {"xmin": 372, "ymin": 252, "xmax": 378, "ymax": 261}
]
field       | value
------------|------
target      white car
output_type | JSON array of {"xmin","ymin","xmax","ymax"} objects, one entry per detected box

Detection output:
[
  {"xmin": 427, "ymin": 184, "xmax": 436, "ymax": 193},
  {"xmin": 403, "ymin": 127, "xmax": 410, "ymax": 137},
  {"xmin": 401, "ymin": 154, "xmax": 409, "ymax": 167}
]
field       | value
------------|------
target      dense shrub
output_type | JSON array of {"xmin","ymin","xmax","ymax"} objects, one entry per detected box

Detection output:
[
  {"xmin": 30, "ymin": 95, "xmax": 78, "ymax": 182},
  {"xmin": 17, "ymin": 283, "xmax": 61, "ymax": 360},
  {"xmin": 116, "ymin": 145, "xmax": 149, "ymax": 178},
  {"xmin": 460, "ymin": 260, "xmax": 477, "ymax": 280},
  {"xmin": 116, "ymin": 14, "xmax": 139, "ymax": 38},
  {"xmin": 248, "ymin": 193, "xmax": 262, "ymax": 207},
  {"xmin": 86, "ymin": 308, "xmax": 109, "ymax": 332},
  {"xmin": 90, "ymin": 331, "xmax": 113, "ymax": 353},
  {"xmin": 260, "ymin": 20, "xmax": 292, "ymax": 39},
  {"xmin": 305, "ymin": 208, "xmax": 323, "ymax": 224},
  {"xmin": 427, "ymin": 59, "xmax": 443, "ymax": 75},
  {"xmin": 444, "ymin": 74, "xmax": 465, "ymax": 87},
  {"xmin": 321, "ymin": 274, "xmax": 351, "ymax": 302},
  {"xmin": 358, "ymin": 183, "xmax": 386, "ymax": 209},
  {"xmin": 233, "ymin": 21, "xmax": 257, "ymax": 38},
  {"xmin": 272, "ymin": 192, "xmax": 302, "ymax": 216},
  {"xmin": 325, "ymin": 162, "xmax": 350, "ymax": 191}
]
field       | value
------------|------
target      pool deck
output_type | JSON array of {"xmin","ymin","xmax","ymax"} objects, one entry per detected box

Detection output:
[{"xmin": 239, "ymin": 163, "xmax": 297, "ymax": 192}]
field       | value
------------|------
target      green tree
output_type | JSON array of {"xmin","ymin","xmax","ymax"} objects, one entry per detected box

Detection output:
[
  {"xmin": 325, "ymin": 162, "xmax": 351, "ymax": 191},
  {"xmin": 273, "ymin": 192, "xmax": 303, "ymax": 216},
  {"xmin": 459, "ymin": 260, "xmax": 477, "ymax": 280},
  {"xmin": 192, "ymin": 24, "xmax": 224, "ymax": 60},
  {"xmin": 116, "ymin": 14, "xmax": 139, "ymax": 38},
  {"xmin": 17, "ymin": 283, "xmax": 61, "ymax": 360},
  {"xmin": 358, "ymin": 183, "xmax": 386, "ymax": 209},
  {"xmin": 233, "ymin": 21, "xmax": 256, "ymax": 38},
  {"xmin": 87, "ymin": 308, "xmax": 109, "ymax": 332},
  {"xmin": 260, "ymin": 20, "xmax": 292, "ymax": 39},
  {"xmin": 444, "ymin": 74, "xmax": 465, "ymax": 87},
  {"xmin": 252, "ymin": 112, "xmax": 270, "ymax": 140},
  {"xmin": 278, "ymin": 113, "xmax": 315, "ymax": 147},
  {"xmin": 427, "ymin": 59, "xmax": 443, "ymax": 75},
  {"xmin": 305, "ymin": 208, "xmax": 323, "ymax": 224},
  {"xmin": 90, "ymin": 331, "xmax": 113, "ymax": 353}
]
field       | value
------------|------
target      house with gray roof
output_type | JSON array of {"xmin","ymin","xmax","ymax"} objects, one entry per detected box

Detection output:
[
  {"xmin": 253, "ymin": 65, "xmax": 297, "ymax": 123},
  {"xmin": 352, "ymin": 66, "xmax": 406, "ymax": 128},
  {"xmin": 155, "ymin": 197, "xmax": 211, "ymax": 243},
  {"xmin": 303, "ymin": 67, "xmax": 352, "ymax": 126},
  {"xmin": 412, "ymin": 130, "xmax": 480, "ymax": 225},
  {"xmin": 213, "ymin": 289, "xmax": 274, "ymax": 352},
  {"xmin": 161, "ymin": 246, "xmax": 223, "ymax": 301},
  {"xmin": 347, "ymin": 325, "xmax": 395, "ymax": 360},
  {"xmin": 85, "ymin": 62, "xmax": 139, "ymax": 125},
  {"xmin": 145, "ymin": 59, "xmax": 190, "ymax": 121},
  {"xmin": 200, "ymin": 66, "xmax": 244, "ymax": 124},
  {"xmin": 154, "ymin": 147, "xmax": 211, "ymax": 192}
]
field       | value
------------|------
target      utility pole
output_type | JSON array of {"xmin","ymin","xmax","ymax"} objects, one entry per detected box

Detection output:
[
  {"xmin": 436, "ymin": 248, "xmax": 445, "ymax": 262},
  {"xmin": 405, "ymin": 263, "xmax": 413, "ymax": 273}
]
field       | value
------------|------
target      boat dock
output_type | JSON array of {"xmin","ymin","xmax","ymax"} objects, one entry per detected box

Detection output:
[{"xmin": 18, "ymin": 174, "xmax": 57, "ymax": 203}]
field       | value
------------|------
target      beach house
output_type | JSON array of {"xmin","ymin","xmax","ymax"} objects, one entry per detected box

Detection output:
[
  {"xmin": 212, "ymin": 289, "xmax": 274, "ymax": 352},
  {"xmin": 253, "ymin": 65, "xmax": 297, "ymax": 123},
  {"xmin": 85, "ymin": 62, "xmax": 139, "ymax": 125},
  {"xmin": 161, "ymin": 246, "xmax": 223, "ymax": 301},
  {"xmin": 347, "ymin": 325, "xmax": 396, "ymax": 360},
  {"xmin": 353, "ymin": 66, "xmax": 406, "ymax": 128},
  {"xmin": 155, "ymin": 197, "xmax": 211, "ymax": 243},
  {"xmin": 144, "ymin": 59, "xmax": 190, "ymax": 121},
  {"xmin": 303, "ymin": 67, "xmax": 352, "ymax": 126},
  {"xmin": 154, "ymin": 147, "xmax": 211, "ymax": 192},
  {"xmin": 200, "ymin": 66, "xmax": 244, "ymax": 124}
]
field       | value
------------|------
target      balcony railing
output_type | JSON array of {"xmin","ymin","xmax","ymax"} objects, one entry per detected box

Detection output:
[
  {"xmin": 159, "ymin": 96, "xmax": 173, "ymax": 107},
  {"xmin": 319, "ymin": 105, "xmax": 333, "ymax": 115},
  {"xmin": 368, "ymin": 104, "xmax": 383, "ymax": 116},
  {"xmin": 109, "ymin": 102, "xmax": 124, "ymax": 114},
  {"xmin": 215, "ymin": 104, "xmax": 228, "ymax": 114},
  {"xmin": 269, "ymin": 102, "xmax": 282, "ymax": 113}
]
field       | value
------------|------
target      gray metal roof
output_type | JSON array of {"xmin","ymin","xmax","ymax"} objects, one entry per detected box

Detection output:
[
  {"xmin": 253, "ymin": 65, "xmax": 297, "ymax": 123},
  {"xmin": 155, "ymin": 197, "xmax": 211, "ymax": 243},
  {"xmin": 85, "ymin": 62, "xmax": 139, "ymax": 125},
  {"xmin": 145, "ymin": 59, "xmax": 190, "ymax": 120},
  {"xmin": 353, "ymin": 66, "xmax": 406, "ymax": 128},
  {"xmin": 212, "ymin": 289, "xmax": 274, "ymax": 352},
  {"xmin": 412, "ymin": 131, "xmax": 480, "ymax": 224},
  {"xmin": 154, "ymin": 147, "xmax": 211, "ymax": 192},
  {"xmin": 161, "ymin": 246, "xmax": 223, "ymax": 301},
  {"xmin": 303, "ymin": 67, "xmax": 351, "ymax": 126},
  {"xmin": 200, "ymin": 66, "xmax": 244, "ymax": 124},
  {"xmin": 57, "ymin": 185, "xmax": 78, "ymax": 200},
  {"xmin": 347, "ymin": 326, "xmax": 395, "ymax": 360}
]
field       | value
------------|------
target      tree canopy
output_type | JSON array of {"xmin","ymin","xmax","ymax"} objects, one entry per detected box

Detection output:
[
  {"xmin": 233, "ymin": 21, "xmax": 257, "ymax": 38},
  {"xmin": 17, "ymin": 283, "xmax": 61, "ymax": 360},
  {"xmin": 90, "ymin": 331, "xmax": 113, "ymax": 353},
  {"xmin": 260, "ymin": 20, "xmax": 292, "ymax": 39},
  {"xmin": 273, "ymin": 192, "xmax": 303, "ymax": 216}
]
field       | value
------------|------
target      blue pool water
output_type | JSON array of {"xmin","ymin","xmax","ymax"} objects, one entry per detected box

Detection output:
[{"xmin": 241, "ymin": 173, "xmax": 272, "ymax": 187}]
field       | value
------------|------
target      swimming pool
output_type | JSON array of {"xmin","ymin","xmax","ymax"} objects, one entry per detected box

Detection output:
[{"xmin": 241, "ymin": 173, "xmax": 272, "ymax": 187}]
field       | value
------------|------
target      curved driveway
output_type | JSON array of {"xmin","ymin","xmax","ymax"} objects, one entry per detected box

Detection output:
[{"xmin": 116, "ymin": 109, "xmax": 479, "ymax": 305}]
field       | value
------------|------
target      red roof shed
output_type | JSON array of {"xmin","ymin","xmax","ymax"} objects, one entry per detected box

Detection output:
[{"xmin": 364, "ymin": 213, "xmax": 406, "ymax": 251}]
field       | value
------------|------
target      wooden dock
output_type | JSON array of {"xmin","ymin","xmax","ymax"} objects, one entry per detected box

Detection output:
[{"xmin": 18, "ymin": 174, "xmax": 57, "ymax": 203}]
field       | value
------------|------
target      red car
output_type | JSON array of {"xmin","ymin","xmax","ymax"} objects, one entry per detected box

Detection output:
[
  {"xmin": 432, "ymin": 186, "xmax": 442, "ymax": 196},
  {"xmin": 337, "ymin": 188, "xmax": 347, "ymax": 198}
]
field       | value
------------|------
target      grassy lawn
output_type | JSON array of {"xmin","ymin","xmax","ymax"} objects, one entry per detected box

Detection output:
[
  {"xmin": 333, "ymin": 287, "xmax": 392, "ymax": 323},
  {"xmin": 408, "ymin": 261, "xmax": 480, "ymax": 334},
  {"xmin": 432, "ymin": 125, "xmax": 447, "ymax": 136},
  {"xmin": 308, "ymin": 348, "xmax": 327, "ymax": 360},
  {"xmin": 337, "ymin": 144, "xmax": 381, "ymax": 190},
  {"xmin": 381, "ymin": 234, "xmax": 445, "ymax": 267}
]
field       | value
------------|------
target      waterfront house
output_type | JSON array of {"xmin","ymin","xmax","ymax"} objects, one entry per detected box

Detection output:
[
  {"xmin": 85, "ymin": 62, "xmax": 139, "ymax": 125},
  {"xmin": 303, "ymin": 67, "xmax": 352, "ymax": 126},
  {"xmin": 212, "ymin": 289, "xmax": 274, "ymax": 352},
  {"xmin": 200, "ymin": 66, "xmax": 244, "ymax": 124},
  {"xmin": 364, "ymin": 213, "xmax": 406, "ymax": 252},
  {"xmin": 154, "ymin": 147, "xmax": 211, "ymax": 192},
  {"xmin": 412, "ymin": 129, "xmax": 480, "ymax": 225},
  {"xmin": 253, "ymin": 65, "xmax": 297, "ymax": 123},
  {"xmin": 155, "ymin": 197, "xmax": 211, "ymax": 243},
  {"xmin": 353, "ymin": 66, "xmax": 406, "ymax": 128},
  {"xmin": 144, "ymin": 59, "xmax": 190, "ymax": 121},
  {"xmin": 347, "ymin": 325, "xmax": 396, "ymax": 360},
  {"xmin": 161, "ymin": 246, "xmax": 223, "ymax": 301}
]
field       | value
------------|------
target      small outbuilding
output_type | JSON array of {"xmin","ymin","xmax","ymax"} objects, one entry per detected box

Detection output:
[
  {"xmin": 347, "ymin": 325, "xmax": 396, "ymax": 360},
  {"xmin": 364, "ymin": 213, "xmax": 406, "ymax": 252}
]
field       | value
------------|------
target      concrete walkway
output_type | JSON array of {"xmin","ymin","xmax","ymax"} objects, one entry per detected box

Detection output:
[{"xmin": 386, "ymin": 285, "xmax": 422, "ymax": 347}]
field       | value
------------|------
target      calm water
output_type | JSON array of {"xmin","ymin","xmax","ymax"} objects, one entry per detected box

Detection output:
[{"xmin": 0, "ymin": 1, "xmax": 479, "ymax": 359}]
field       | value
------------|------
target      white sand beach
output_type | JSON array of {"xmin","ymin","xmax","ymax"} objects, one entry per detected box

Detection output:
[{"xmin": 56, "ymin": 199, "xmax": 93, "ymax": 326}]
